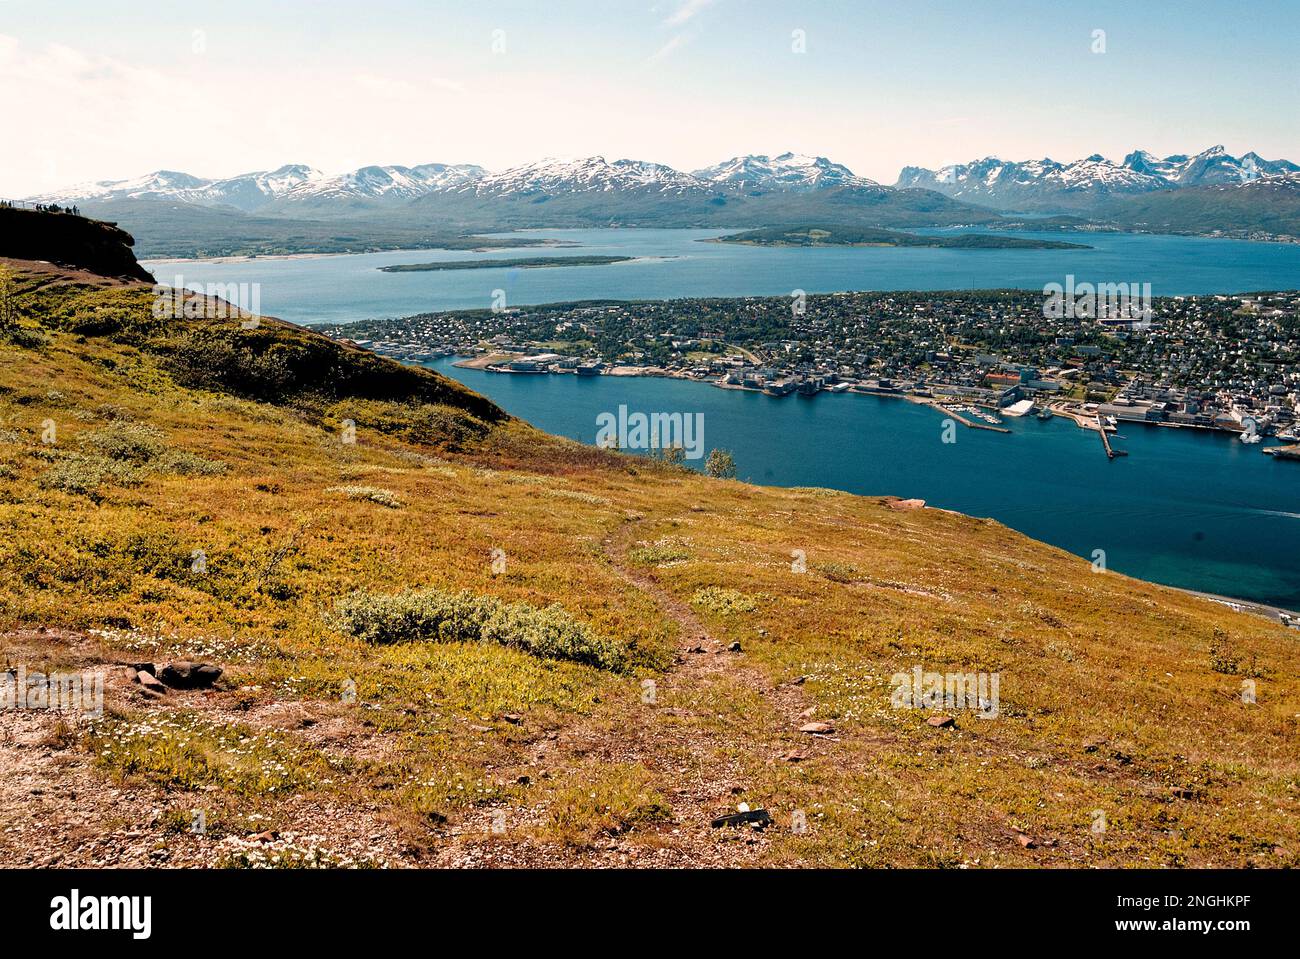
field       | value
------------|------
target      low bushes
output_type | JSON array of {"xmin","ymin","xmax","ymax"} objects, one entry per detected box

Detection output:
[{"xmin": 330, "ymin": 588, "xmax": 628, "ymax": 672}]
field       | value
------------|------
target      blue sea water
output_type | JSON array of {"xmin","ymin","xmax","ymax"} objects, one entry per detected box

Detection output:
[{"xmin": 144, "ymin": 227, "xmax": 1300, "ymax": 327}]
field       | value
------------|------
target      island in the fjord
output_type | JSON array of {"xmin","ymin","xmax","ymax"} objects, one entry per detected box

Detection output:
[
  {"xmin": 379, "ymin": 255, "xmax": 636, "ymax": 272},
  {"xmin": 709, "ymin": 225, "xmax": 1092, "ymax": 250}
]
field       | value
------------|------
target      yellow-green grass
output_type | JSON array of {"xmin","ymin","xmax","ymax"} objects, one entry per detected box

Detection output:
[{"xmin": 1, "ymin": 266, "xmax": 1297, "ymax": 867}]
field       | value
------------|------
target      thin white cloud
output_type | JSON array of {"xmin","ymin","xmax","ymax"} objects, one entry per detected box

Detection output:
[
  {"xmin": 650, "ymin": 33, "xmax": 690, "ymax": 61},
  {"xmin": 663, "ymin": 0, "xmax": 716, "ymax": 27}
]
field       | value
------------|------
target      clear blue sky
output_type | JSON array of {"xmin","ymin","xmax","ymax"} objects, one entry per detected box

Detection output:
[{"xmin": 2, "ymin": 0, "xmax": 1297, "ymax": 193}]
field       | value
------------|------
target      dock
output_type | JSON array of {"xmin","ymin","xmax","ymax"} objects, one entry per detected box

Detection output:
[
  {"xmin": 1097, "ymin": 424, "xmax": 1127, "ymax": 459},
  {"xmin": 1264, "ymin": 444, "xmax": 1300, "ymax": 461},
  {"xmin": 928, "ymin": 402, "xmax": 1012, "ymax": 433}
]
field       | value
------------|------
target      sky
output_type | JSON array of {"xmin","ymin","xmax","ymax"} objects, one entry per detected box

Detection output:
[{"xmin": 2, "ymin": 0, "xmax": 1298, "ymax": 196}]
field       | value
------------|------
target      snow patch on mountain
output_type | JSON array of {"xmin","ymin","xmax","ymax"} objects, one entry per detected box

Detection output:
[
  {"xmin": 457, "ymin": 157, "xmax": 709, "ymax": 197},
  {"xmin": 692, "ymin": 152, "xmax": 876, "ymax": 191}
]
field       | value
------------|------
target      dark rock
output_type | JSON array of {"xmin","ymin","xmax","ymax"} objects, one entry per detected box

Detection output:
[
  {"xmin": 158, "ymin": 661, "xmax": 223, "ymax": 689},
  {"xmin": 136, "ymin": 671, "xmax": 166, "ymax": 694},
  {"xmin": 128, "ymin": 662, "xmax": 157, "ymax": 676},
  {"xmin": 711, "ymin": 809, "xmax": 772, "ymax": 830},
  {"xmin": 727, "ymin": 641, "xmax": 742, "ymax": 653}
]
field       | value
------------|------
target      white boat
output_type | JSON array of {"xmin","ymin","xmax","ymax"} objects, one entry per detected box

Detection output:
[{"xmin": 1002, "ymin": 399, "xmax": 1035, "ymax": 417}]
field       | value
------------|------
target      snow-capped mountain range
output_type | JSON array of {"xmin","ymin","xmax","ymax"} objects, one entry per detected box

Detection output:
[
  {"xmin": 28, "ymin": 152, "xmax": 899, "ymax": 211},
  {"xmin": 896, "ymin": 146, "xmax": 1299, "ymax": 211},
  {"xmin": 34, "ymin": 164, "xmax": 324, "ymax": 213},
  {"xmin": 27, "ymin": 148, "xmax": 1300, "ymax": 243}
]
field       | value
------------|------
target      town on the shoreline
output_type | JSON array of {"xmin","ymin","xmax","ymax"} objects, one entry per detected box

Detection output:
[{"xmin": 323, "ymin": 288, "xmax": 1300, "ymax": 456}]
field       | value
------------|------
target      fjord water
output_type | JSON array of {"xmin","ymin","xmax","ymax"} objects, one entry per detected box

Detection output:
[
  {"xmin": 145, "ymin": 227, "xmax": 1300, "ymax": 327},
  {"xmin": 430, "ymin": 358, "xmax": 1300, "ymax": 611}
]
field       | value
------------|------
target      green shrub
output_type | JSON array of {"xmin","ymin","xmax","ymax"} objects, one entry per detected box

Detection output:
[
  {"xmin": 326, "ymin": 485, "xmax": 404, "ymax": 509},
  {"xmin": 39, "ymin": 453, "xmax": 140, "ymax": 495},
  {"xmin": 6, "ymin": 326, "xmax": 50, "ymax": 349},
  {"xmin": 627, "ymin": 539, "xmax": 690, "ymax": 566},
  {"xmin": 80, "ymin": 420, "xmax": 168, "ymax": 463},
  {"xmin": 330, "ymin": 588, "xmax": 627, "ymax": 672},
  {"xmin": 691, "ymin": 586, "xmax": 761, "ymax": 615},
  {"xmin": 38, "ymin": 421, "xmax": 225, "ymax": 496}
]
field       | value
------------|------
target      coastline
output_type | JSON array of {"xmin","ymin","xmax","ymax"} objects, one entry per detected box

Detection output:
[
  {"xmin": 1171, "ymin": 587, "xmax": 1300, "ymax": 627},
  {"xmin": 442, "ymin": 358, "xmax": 1294, "ymax": 448}
]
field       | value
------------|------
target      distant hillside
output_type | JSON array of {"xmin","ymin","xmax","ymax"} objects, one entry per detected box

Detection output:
[
  {"xmin": 74, "ymin": 197, "xmax": 553, "ymax": 260},
  {"xmin": 1102, "ymin": 174, "xmax": 1300, "ymax": 238},
  {"xmin": 0, "ymin": 207, "xmax": 153, "ymax": 281}
]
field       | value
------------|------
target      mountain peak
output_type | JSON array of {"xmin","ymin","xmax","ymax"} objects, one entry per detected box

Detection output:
[{"xmin": 692, "ymin": 152, "xmax": 872, "ymax": 191}]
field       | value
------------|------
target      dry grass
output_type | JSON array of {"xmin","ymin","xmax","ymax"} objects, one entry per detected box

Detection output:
[{"xmin": 0, "ymin": 266, "xmax": 1297, "ymax": 868}]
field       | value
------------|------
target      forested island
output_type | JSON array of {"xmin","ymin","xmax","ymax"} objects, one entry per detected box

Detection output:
[
  {"xmin": 709, "ymin": 225, "xmax": 1091, "ymax": 250},
  {"xmin": 379, "ymin": 255, "xmax": 636, "ymax": 272}
]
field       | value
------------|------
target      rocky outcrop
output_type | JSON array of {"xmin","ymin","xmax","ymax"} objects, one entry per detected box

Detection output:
[{"xmin": 0, "ymin": 207, "xmax": 153, "ymax": 282}]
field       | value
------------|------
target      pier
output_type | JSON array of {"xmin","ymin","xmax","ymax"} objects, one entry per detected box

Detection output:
[
  {"xmin": 1097, "ymin": 423, "xmax": 1127, "ymax": 459},
  {"xmin": 1264, "ymin": 443, "xmax": 1300, "ymax": 461},
  {"xmin": 926, "ymin": 401, "xmax": 1012, "ymax": 433}
]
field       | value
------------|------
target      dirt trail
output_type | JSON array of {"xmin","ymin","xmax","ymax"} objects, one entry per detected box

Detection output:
[
  {"xmin": 436, "ymin": 514, "xmax": 830, "ymax": 866},
  {"xmin": 0, "ymin": 516, "xmax": 834, "ymax": 869}
]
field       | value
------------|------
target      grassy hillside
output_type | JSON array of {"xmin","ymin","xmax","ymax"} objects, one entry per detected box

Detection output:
[{"xmin": 0, "ymin": 261, "xmax": 1297, "ymax": 868}]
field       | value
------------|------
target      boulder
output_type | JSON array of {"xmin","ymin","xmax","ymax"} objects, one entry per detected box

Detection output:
[
  {"xmin": 158, "ymin": 661, "xmax": 223, "ymax": 689},
  {"xmin": 888, "ymin": 498, "xmax": 927, "ymax": 511}
]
